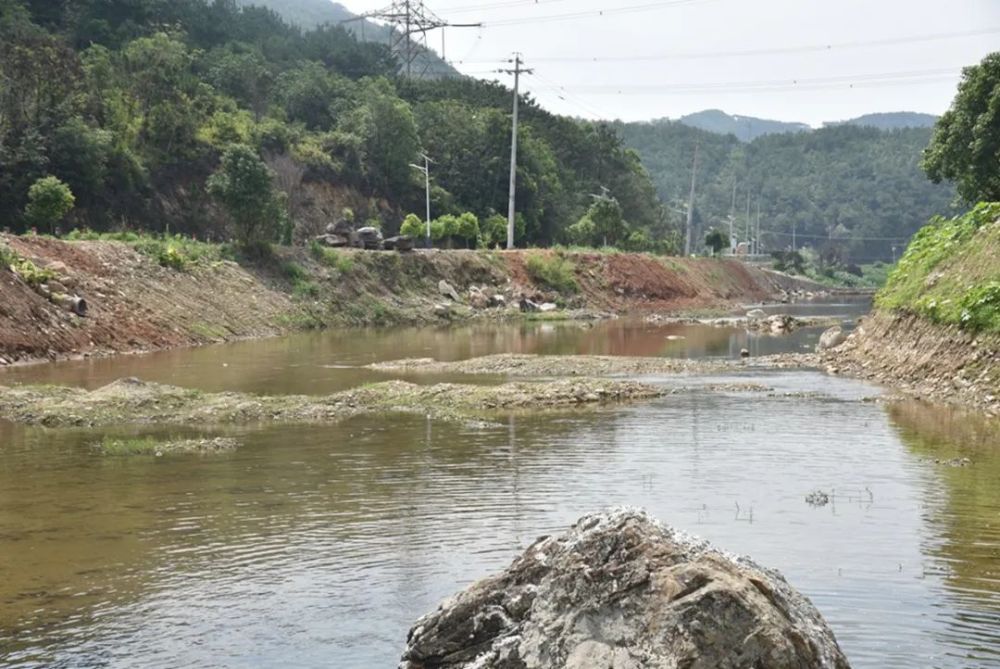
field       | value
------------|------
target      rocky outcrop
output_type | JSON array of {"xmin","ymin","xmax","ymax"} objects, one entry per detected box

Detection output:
[{"xmin": 400, "ymin": 509, "xmax": 850, "ymax": 669}]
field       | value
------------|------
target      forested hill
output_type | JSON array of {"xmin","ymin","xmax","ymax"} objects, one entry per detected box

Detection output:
[
  {"xmin": 615, "ymin": 119, "xmax": 956, "ymax": 263},
  {"xmin": 677, "ymin": 110, "xmax": 810, "ymax": 141},
  {"xmin": 0, "ymin": 0, "xmax": 665, "ymax": 248},
  {"xmin": 827, "ymin": 112, "xmax": 939, "ymax": 130},
  {"xmin": 233, "ymin": 0, "xmax": 458, "ymax": 78}
]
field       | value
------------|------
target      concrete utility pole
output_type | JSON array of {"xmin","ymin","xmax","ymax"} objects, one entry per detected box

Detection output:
[
  {"xmin": 729, "ymin": 181, "xmax": 736, "ymax": 253},
  {"xmin": 755, "ymin": 200, "xmax": 761, "ymax": 256},
  {"xmin": 500, "ymin": 53, "xmax": 532, "ymax": 249},
  {"xmin": 684, "ymin": 141, "xmax": 700, "ymax": 256},
  {"xmin": 745, "ymin": 190, "xmax": 751, "ymax": 254},
  {"xmin": 410, "ymin": 153, "xmax": 433, "ymax": 246}
]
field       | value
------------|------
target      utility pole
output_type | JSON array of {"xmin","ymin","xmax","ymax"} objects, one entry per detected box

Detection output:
[
  {"xmin": 500, "ymin": 53, "xmax": 532, "ymax": 249},
  {"xmin": 755, "ymin": 200, "xmax": 761, "ymax": 256},
  {"xmin": 684, "ymin": 141, "xmax": 700, "ymax": 256},
  {"xmin": 342, "ymin": 1, "xmax": 481, "ymax": 79},
  {"xmin": 410, "ymin": 152, "xmax": 433, "ymax": 247},
  {"xmin": 792, "ymin": 220, "xmax": 797, "ymax": 252},
  {"xmin": 745, "ymin": 190, "xmax": 751, "ymax": 255},
  {"xmin": 729, "ymin": 181, "xmax": 736, "ymax": 254}
]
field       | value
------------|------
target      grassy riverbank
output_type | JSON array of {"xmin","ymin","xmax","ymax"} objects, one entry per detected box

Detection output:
[
  {"xmin": 0, "ymin": 234, "xmax": 830, "ymax": 365},
  {"xmin": 826, "ymin": 204, "xmax": 1000, "ymax": 415}
]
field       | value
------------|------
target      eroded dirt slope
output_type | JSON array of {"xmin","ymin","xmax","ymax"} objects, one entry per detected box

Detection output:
[{"xmin": 0, "ymin": 236, "xmax": 830, "ymax": 365}]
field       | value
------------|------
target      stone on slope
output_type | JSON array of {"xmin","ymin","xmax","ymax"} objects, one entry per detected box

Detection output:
[{"xmin": 400, "ymin": 509, "xmax": 850, "ymax": 669}]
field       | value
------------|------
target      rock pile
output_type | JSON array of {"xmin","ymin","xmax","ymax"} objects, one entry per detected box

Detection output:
[{"xmin": 401, "ymin": 509, "xmax": 851, "ymax": 669}]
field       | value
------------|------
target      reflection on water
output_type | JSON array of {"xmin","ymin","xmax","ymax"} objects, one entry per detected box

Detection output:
[
  {"xmin": 0, "ymin": 298, "xmax": 871, "ymax": 395},
  {"xmin": 2, "ymin": 297, "xmax": 999, "ymax": 668},
  {"xmin": 889, "ymin": 402, "xmax": 1000, "ymax": 666}
]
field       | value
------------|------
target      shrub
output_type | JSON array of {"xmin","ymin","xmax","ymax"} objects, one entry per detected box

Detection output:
[
  {"xmin": 25, "ymin": 176, "xmax": 75, "ymax": 234},
  {"xmin": 525, "ymin": 252, "xmax": 578, "ymax": 294}
]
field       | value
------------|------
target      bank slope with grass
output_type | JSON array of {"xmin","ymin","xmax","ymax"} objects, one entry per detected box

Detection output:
[
  {"xmin": 826, "ymin": 204, "xmax": 1000, "ymax": 414},
  {"xmin": 0, "ymin": 235, "xmax": 831, "ymax": 365}
]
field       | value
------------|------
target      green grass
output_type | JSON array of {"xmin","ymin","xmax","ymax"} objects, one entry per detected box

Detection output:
[
  {"xmin": 877, "ymin": 202, "xmax": 1000, "ymax": 333},
  {"xmin": 525, "ymin": 252, "xmax": 578, "ymax": 294},
  {"xmin": 309, "ymin": 241, "xmax": 355, "ymax": 274},
  {"xmin": 97, "ymin": 437, "xmax": 164, "ymax": 456},
  {"xmin": 66, "ymin": 229, "xmax": 224, "ymax": 270}
]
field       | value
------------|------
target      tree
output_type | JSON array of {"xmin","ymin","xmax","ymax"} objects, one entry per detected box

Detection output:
[
  {"xmin": 923, "ymin": 52, "xmax": 1000, "ymax": 203},
  {"xmin": 207, "ymin": 144, "xmax": 286, "ymax": 247},
  {"xmin": 704, "ymin": 228, "xmax": 729, "ymax": 256},
  {"xmin": 400, "ymin": 213, "xmax": 424, "ymax": 239},
  {"xmin": 573, "ymin": 195, "xmax": 627, "ymax": 248},
  {"xmin": 455, "ymin": 212, "xmax": 479, "ymax": 248},
  {"xmin": 25, "ymin": 176, "xmax": 74, "ymax": 233}
]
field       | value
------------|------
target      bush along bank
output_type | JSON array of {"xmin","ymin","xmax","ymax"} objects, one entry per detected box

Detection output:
[
  {"xmin": 824, "ymin": 204, "xmax": 1000, "ymax": 415},
  {"xmin": 0, "ymin": 234, "xmax": 832, "ymax": 366}
]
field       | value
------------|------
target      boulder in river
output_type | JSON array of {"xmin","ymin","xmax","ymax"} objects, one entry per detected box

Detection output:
[
  {"xmin": 817, "ymin": 326, "xmax": 848, "ymax": 352},
  {"xmin": 400, "ymin": 509, "xmax": 850, "ymax": 669},
  {"xmin": 747, "ymin": 308, "xmax": 768, "ymax": 319}
]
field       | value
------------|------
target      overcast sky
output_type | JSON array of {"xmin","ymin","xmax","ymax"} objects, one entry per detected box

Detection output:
[{"xmin": 340, "ymin": 0, "xmax": 999, "ymax": 125}]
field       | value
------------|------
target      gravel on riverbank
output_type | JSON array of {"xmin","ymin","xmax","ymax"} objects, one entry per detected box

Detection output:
[
  {"xmin": 0, "ymin": 376, "xmax": 666, "ymax": 428},
  {"xmin": 368, "ymin": 352, "xmax": 821, "ymax": 377}
]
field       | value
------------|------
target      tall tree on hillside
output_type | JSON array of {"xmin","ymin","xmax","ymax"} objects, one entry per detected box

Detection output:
[
  {"xmin": 207, "ymin": 143, "xmax": 287, "ymax": 247},
  {"xmin": 923, "ymin": 52, "xmax": 1000, "ymax": 203}
]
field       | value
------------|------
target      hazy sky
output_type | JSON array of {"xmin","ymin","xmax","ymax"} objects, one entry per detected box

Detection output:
[{"xmin": 340, "ymin": 0, "xmax": 999, "ymax": 125}]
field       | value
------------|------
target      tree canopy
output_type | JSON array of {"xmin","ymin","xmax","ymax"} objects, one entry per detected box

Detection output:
[{"xmin": 923, "ymin": 52, "xmax": 1000, "ymax": 203}]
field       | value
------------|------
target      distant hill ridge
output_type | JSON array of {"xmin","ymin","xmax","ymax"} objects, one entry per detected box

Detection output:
[{"xmin": 674, "ymin": 109, "xmax": 939, "ymax": 141}]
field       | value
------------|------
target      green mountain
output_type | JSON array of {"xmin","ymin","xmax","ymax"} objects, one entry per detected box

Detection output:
[
  {"xmin": 234, "ymin": 0, "xmax": 458, "ymax": 78},
  {"xmin": 830, "ymin": 112, "xmax": 939, "ymax": 130},
  {"xmin": 615, "ymin": 119, "xmax": 956, "ymax": 263},
  {"xmin": 677, "ymin": 110, "xmax": 811, "ymax": 141},
  {"xmin": 0, "ymin": 0, "xmax": 663, "ymax": 249}
]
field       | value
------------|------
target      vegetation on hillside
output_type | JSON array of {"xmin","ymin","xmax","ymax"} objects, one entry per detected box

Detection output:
[
  {"xmin": 0, "ymin": 0, "xmax": 667, "ymax": 250},
  {"xmin": 877, "ymin": 203, "xmax": 1000, "ymax": 333},
  {"xmin": 616, "ymin": 119, "xmax": 956, "ymax": 263}
]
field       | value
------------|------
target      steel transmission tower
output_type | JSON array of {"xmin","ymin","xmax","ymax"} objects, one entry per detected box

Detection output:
[{"xmin": 343, "ymin": 1, "xmax": 481, "ymax": 79}]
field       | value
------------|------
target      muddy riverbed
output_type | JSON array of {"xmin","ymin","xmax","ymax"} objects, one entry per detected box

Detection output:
[{"xmin": 3, "ymin": 298, "xmax": 1000, "ymax": 668}]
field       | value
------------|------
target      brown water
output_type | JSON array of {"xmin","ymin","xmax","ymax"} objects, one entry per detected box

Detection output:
[{"xmin": 2, "ymin": 298, "xmax": 1000, "ymax": 668}]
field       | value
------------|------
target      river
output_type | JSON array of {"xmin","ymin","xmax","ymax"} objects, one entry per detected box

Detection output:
[{"xmin": 1, "ymin": 298, "xmax": 998, "ymax": 668}]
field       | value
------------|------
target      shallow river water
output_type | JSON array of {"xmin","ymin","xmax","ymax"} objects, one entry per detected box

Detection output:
[{"xmin": 2, "ymin": 299, "xmax": 999, "ymax": 668}]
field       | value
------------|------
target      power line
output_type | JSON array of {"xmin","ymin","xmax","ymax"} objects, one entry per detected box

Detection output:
[
  {"xmin": 455, "ymin": 26, "xmax": 1000, "ymax": 64},
  {"xmin": 548, "ymin": 67, "xmax": 962, "ymax": 95},
  {"xmin": 437, "ymin": 0, "xmax": 574, "ymax": 15},
  {"xmin": 527, "ymin": 70, "xmax": 611, "ymax": 120},
  {"xmin": 761, "ymin": 229, "xmax": 913, "ymax": 242},
  {"xmin": 480, "ymin": 0, "xmax": 720, "ymax": 27}
]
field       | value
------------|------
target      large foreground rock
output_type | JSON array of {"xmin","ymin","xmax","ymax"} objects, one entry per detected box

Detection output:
[{"xmin": 401, "ymin": 510, "xmax": 850, "ymax": 669}]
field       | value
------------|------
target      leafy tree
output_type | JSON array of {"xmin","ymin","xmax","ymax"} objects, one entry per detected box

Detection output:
[
  {"xmin": 207, "ymin": 143, "xmax": 286, "ymax": 246},
  {"xmin": 455, "ymin": 212, "xmax": 479, "ymax": 248},
  {"xmin": 566, "ymin": 216, "xmax": 597, "ymax": 246},
  {"xmin": 704, "ymin": 228, "xmax": 729, "ymax": 256},
  {"xmin": 585, "ymin": 195, "xmax": 627, "ymax": 247},
  {"xmin": 340, "ymin": 78, "xmax": 419, "ymax": 197},
  {"xmin": 400, "ymin": 213, "xmax": 425, "ymax": 239},
  {"xmin": 923, "ymin": 52, "xmax": 1000, "ymax": 202},
  {"xmin": 25, "ymin": 175, "xmax": 74, "ymax": 233}
]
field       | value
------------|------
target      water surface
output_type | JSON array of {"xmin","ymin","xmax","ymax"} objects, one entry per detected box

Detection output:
[{"xmin": 3, "ymin": 297, "xmax": 999, "ymax": 668}]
